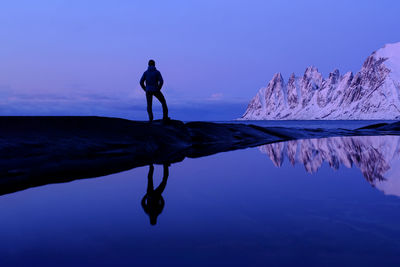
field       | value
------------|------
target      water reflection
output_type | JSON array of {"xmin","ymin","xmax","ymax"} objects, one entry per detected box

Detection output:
[
  {"xmin": 259, "ymin": 135, "xmax": 400, "ymax": 196},
  {"xmin": 141, "ymin": 164, "xmax": 169, "ymax": 225}
]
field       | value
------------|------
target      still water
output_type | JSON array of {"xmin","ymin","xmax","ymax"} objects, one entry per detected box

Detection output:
[{"xmin": 1, "ymin": 135, "xmax": 400, "ymax": 266}]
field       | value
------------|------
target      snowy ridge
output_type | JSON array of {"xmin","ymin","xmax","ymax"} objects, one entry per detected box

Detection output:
[
  {"xmin": 259, "ymin": 136, "xmax": 400, "ymax": 197},
  {"xmin": 241, "ymin": 42, "xmax": 400, "ymax": 120}
]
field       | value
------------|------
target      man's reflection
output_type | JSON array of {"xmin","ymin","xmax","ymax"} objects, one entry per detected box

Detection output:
[{"xmin": 141, "ymin": 163, "xmax": 169, "ymax": 225}]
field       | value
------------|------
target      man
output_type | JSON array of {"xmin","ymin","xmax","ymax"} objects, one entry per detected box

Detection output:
[
  {"xmin": 141, "ymin": 163, "xmax": 169, "ymax": 225},
  {"xmin": 140, "ymin": 59, "xmax": 169, "ymax": 122}
]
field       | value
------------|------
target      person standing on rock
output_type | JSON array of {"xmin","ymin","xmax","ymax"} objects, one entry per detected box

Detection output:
[{"xmin": 140, "ymin": 59, "xmax": 169, "ymax": 122}]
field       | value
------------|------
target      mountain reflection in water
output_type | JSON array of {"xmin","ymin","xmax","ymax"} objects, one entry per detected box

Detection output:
[{"xmin": 259, "ymin": 135, "xmax": 400, "ymax": 196}]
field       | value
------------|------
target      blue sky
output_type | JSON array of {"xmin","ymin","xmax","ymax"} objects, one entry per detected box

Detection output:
[{"xmin": 0, "ymin": 0, "xmax": 399, "ymax": 120}]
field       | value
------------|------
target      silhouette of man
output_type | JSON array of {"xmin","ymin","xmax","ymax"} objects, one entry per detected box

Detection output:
[
  {"xmin": 140, "ymin": 60, "xmax": 169, "ymax": 122},
  {"xmin": 141, "ymin": 164, "xmax": 169, "ymax": 225}
]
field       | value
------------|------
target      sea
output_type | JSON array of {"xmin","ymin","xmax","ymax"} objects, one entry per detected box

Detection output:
[{"xmin": 1, "ymin": 120, "xmax": 400, "ymax": 266}]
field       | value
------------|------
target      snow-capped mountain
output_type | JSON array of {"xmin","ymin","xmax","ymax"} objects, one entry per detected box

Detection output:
[
  {"xmin": 259, "ymin": 136, "xmax": 400, "ymax": 197},
  {"xmin": 241, "ymin": 42, "xmax": 400, "ymax": 120}
]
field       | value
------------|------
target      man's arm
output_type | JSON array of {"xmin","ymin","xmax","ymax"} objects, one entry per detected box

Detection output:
[
  {"xmin": 140, "ymin": 72, "xmax": 146, "ymax": 91},
  {"xmin": 158, "ymin": 71, "xmax": 164, "ymax": 90}
]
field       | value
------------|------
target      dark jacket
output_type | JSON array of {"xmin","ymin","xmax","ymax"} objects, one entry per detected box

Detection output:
[{"xmin": 140, "ymin": 66, "xmax": 164, "ymax": 93}]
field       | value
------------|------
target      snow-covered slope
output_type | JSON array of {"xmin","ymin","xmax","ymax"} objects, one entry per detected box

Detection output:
[
  {"xmin": 241, "ymin": 42, "xmax": 400, "ymax": 120},
  {"xmin": 259, "ymin": 136, "xmax": 400, "ymax": 197}
]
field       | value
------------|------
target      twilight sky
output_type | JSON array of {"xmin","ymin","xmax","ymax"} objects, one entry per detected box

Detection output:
[{"xmin": 0, "ymin": 0, "xmax": 399, "ymax": 120}]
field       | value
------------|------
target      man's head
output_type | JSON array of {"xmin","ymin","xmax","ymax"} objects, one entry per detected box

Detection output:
[{"xmin": 148, "ymin": 59, "xmax": 155, "ymax": 66}]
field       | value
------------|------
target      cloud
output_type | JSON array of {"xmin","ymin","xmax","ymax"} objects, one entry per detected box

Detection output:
[
  {"xmin": 207, "ymin": 93, "xmax": 223, "ymax": 101},
  {"xmin": 127, "ymin": 87, "xmax": 146, "ymax": 100},
  {"xmin": 0, "ymin": 88, "xmax": 249, "ymax": 121},
  {"xmin": 0, "ymin": 84, "xmax": 13, "ymax": 97}
]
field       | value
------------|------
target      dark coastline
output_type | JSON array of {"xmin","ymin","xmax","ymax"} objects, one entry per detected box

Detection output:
[{"xmin": 1, "ymin": 116, "xmax": 399, "ymax": 196}]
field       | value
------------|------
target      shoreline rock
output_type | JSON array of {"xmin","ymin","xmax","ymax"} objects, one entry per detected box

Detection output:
[{"xmin": 0, "ymin": 116, "xmax": 399, "ymax": 196}]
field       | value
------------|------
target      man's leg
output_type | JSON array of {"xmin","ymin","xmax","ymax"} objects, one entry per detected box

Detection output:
[
  {"xmin": 153, "ymin": 91, "xmax": 169, "ymax": 120},
  {"xmin": 154, "ymin": 164, "xmax": 169, "ymax": 195},
  {"xmin": 146, "ymin": 92, "xmax": 154, "ymax": 122},
  {"xmin": 147, "ymin": 164, "xmax": 154, "ymax": 194}
]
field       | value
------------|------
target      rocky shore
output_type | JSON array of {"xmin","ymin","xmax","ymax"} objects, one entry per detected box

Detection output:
[{"xmin": 0, "ymin": 116, "xmax": 399, "ymax": 196}]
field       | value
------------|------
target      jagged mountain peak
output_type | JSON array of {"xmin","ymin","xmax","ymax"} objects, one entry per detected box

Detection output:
[
  {"xmin": 270, "ymin": 72, "xmax": 284, "ymax": 83},
  {"xmin": 302, "ymin": 66, "xmax": 322, "ymax": 81},
  {"xmin": 304, "ymin": 65, "xmax": 320, "ymax": 74},
  {"xmin": 375, "ymin": 41, "xmax": 400, "ymax": 79},
  {"xmin": 328, "ymin": 69, "xmax": 340, "ymax": 80},
  {"xmin": 376, "ymin": 41, "xmax": 400, "ymax": 61},
  {"xmin": 342, "ymin": 71, "xmax": 353, "ymax": 79},
  {"xmin": 241, "ymin": 42, "xmax": 400, "ymax": 120},
  {"xmin": 302, "ymin": 67, "xmax": 323, "ymax": 86}
]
